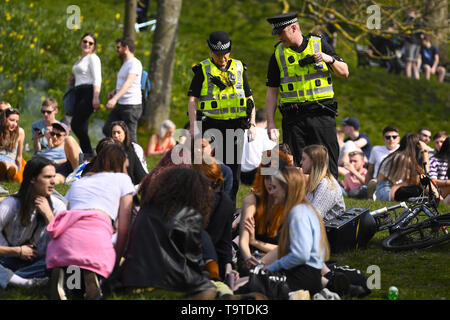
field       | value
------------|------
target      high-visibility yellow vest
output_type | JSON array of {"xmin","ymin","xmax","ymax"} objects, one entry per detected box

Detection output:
[
  {"xmin": 275, "ymin": 36, "xmax": 334, "ymax": 105},
  {"xmin": 198, "ymin": 58, "xmax": 247, "ymax": 120}
]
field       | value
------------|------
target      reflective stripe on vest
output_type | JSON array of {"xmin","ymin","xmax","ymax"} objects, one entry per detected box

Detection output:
[
  {"xmin": 275, "ymin": 36, "xmax": 334, "ymax": 104},
  {"xmin": 198, "ymin": 58, "xmax": 247, "ymax": 120}
]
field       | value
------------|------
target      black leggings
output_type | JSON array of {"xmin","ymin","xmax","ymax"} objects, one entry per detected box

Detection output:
[
  {"xmin": 283, "ymin": 264, "xmax": 323, "ymax": 295},
  {"xmin": 72, "ymin": 84, "xmax": 94, "ymax": 154}
]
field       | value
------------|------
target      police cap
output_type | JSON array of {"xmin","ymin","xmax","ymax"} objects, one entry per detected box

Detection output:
[
  {"xmin": 207, "ymin": 31, "xmax": 232, "ymax": 55},
  {"xmin": 266, "ymin": 12, "xmax": 298, "ymax": 35}
]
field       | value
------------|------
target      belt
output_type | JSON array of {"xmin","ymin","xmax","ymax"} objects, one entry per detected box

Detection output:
[{"xmin": 279, "ymin": 100, "xmax": 338, "ymax": 116}]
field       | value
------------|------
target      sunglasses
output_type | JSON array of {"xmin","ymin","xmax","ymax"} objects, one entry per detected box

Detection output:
[
  {"xmin": 384, "ymin": 135, "xmax": 399, "ymax": 140},
  {"xmin": 83, "ymin": 39, "xmax": 94, "ymax": 46},
  {"xmin": 50, "ymin": 132, "xmax": 64, "ymax": 137},
  {"xmin": 41, "ymin": 109, "xmax": 55, "ymax": 114}
]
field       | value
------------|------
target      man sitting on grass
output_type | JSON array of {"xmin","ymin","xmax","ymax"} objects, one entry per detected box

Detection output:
[
  {"xmin": 36, "ymin": 122, "xmax": 81, "ymax": 184},
  {"xmin": 343, "ymin": 151, "xmax": 368, "ymax": 199}
]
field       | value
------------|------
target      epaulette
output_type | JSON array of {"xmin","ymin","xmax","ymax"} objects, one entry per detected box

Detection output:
[
  {"xmin": 192, "ymin": 63, "xmax": 202, "ymax": 73},
  {"xmin": 307, "ymin": 32, "xmax": 321, "ymax": 39}
]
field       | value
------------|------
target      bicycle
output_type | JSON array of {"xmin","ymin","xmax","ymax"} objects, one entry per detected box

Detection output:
[{"xmin": 369, "ymin": 163, "xmax": 450, "ymax": 251}]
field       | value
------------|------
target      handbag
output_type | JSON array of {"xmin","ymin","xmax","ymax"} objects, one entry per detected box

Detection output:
[
  {"xmin": 235, "ymin": 264, "xmax": 290, "ymax": 300},
  {"xmin": 63, "ymin": 83, "xmax": 76, "ymax": 116}
]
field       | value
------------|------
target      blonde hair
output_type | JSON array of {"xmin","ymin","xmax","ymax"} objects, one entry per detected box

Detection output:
[
  {"xmin": 276, "ymin": 167, "xmax": 330, "ymax": 261},
  {"xmin": 304, "ymin": 144, "xmax": 335, "ymax": 193},
  {"xmin": 42, "ymin": 97, "xmax": 58, "ymax": 109}
]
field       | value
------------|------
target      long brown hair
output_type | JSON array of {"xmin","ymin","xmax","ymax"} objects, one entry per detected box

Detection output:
[
  {"xmin": 303, "ymin": 144, "xmax": 335, "ymax": 193},
  {"xmin": 378, "ymin": 133, "xmax": 424, "ymax": 184},
  {"xmin": 276, "ymin": 167, "xmax": 330, "ymax": 261},
  {"xmin": 0, "ymin": 108, "xmax": 20, "ymax": 152},
  {"xmin": 89, "ymin": 144, "xmax": 128, "ymax": 174}
]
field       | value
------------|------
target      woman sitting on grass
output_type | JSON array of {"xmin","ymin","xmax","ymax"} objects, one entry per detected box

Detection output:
[
  {"xmin": 46, "ymin": 144, "xmax": 135, "ymax": 300},
  {"xmin": 0, "ymin": 108, "xmax": 25, "ymax": 182},
  {"xmin": 144, "ymin": 119, "xmax": 176, "ymax": 157},
  {"xmin": 375, "ymin": 133, "xmax": 429, "ymax": 202},
  {"xmin": 109, "ymin": 121, "xmax": 147, "ymax": 185},
  {"xmin": 37, "ymin": 122, "xmax": 80, "ymax": 185},
  {"xmin": 300, "ymin": 145, "xmax": 345, "ymax": 221},
  {"xmin": 119, "ymin": 167, "xmax": 217, "ymax": 299},
  {"xmin": 261, "ymin": 164, "xmax": 330, "ymax": 296},
  {"xmin": 0, "ymin": 156, "xmax": 66, "ymax": 289},
  {"xmin": 429, "ymin": 137, "xmax": 450, "ymax": 204},
  {"xmin": 238, "ymin": 150, "xmax": 292, "ymax": 273}
]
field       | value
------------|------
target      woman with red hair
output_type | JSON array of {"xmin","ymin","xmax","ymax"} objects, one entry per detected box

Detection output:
[{"xmin": 238, "ymin": 149, "xmax": 293, "ymax": 272}]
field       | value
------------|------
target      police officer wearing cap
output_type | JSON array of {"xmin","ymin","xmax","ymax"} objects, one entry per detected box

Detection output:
[
  {"xmin": 187, "ymin": 30, "xmax": 256, "ymax": 207},
  {"xmin": 265, "ymin": 12, "xmax": 349, "ymax": 178}
]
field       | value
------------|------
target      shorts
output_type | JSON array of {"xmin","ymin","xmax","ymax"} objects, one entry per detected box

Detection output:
[
  {"xmin": 0, "ymin": 155, "xmax": 15, "ymax": 164},
  {"xmin": 55, "ymin": 161, "xmax": 73, "ymax": 177},
  {"xmin": 375, "ymin": 179, "xmax": 392, "ymax": 202},
  {"xmin": 404, "ymin": 42, "xmax": 420, "ymax": 62}
]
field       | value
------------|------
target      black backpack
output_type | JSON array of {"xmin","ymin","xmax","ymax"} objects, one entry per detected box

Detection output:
[{"xmin": 141, "ymin": 70, "xmax": 151, "ymax": 107}]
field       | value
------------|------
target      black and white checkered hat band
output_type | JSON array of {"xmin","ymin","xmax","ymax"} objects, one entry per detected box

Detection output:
[
  {"xmin": 210, "ymin": 41, "xmax": 231, "ymax": 51},
  {"xmin": 272, "ymin": 17, "xmax": 297, "ymax": 28}
]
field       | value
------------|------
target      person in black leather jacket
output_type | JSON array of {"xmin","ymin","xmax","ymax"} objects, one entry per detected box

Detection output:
[{"xmin": 118, "ymin": 167, "xmax": 217, "ymax": 299}]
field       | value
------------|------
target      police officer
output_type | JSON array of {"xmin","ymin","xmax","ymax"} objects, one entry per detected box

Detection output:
[
  {"xmin": 187, "ymin": 30, "xmax": 256, "ymax": 207},
  {"xmin": 265, "ymin": 13, "xmax": 349, "ymax": 178}
]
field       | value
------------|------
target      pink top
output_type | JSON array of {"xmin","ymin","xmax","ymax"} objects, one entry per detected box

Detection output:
[{"xmin": 344, "ymin": 168, "xmax": 368, "ymax": 192}]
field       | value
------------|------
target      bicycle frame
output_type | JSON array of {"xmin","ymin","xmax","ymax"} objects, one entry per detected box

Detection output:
[{"xmin": 370, "ymin": 162, "xmax": 441, "ymax": 233}]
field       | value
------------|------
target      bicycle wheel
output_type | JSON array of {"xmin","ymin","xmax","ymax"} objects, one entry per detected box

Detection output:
[{"xmin": 382, "ymin": 213, "xmax": 450, "ymax": 251}]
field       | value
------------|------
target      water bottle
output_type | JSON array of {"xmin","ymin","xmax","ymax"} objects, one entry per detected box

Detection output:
[
  {"xmin": 388, "ymin": 286, "xmax": 399, "ymax": 300},
  {"xmin": 253, "ymin": 250, "xmax": 262, "ymax": 265}
]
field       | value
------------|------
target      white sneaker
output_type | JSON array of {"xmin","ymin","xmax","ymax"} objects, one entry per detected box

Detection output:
[
  {"xmin": 289, "ymin": 289, "xmax": 310, "ymax": 300},
  {"xmin": 28, "ymin": 277, "xmax": 49, "ymax": 287}
]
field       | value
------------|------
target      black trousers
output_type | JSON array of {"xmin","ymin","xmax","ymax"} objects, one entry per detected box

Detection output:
[
  {"xmin": 201, "ymin": 117, "xmax": 246, "ymax": 209},
  {"xmin": 102, "ymin": 103, "xmax": 143, "ymax": 143},
  {"xmin": 281, "ymin": 111, "xmax": 339, "ymax": 179},
  {"xmin": 72, "ymin": 84, "xmax": 94, "ymax": 154},
  {"xmin": 283, "ymin": 264, "xmax": 323, "ymax": 295}
]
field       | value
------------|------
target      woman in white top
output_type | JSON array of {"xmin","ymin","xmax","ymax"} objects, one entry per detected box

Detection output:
[
  {"xmin": 69, "ymin": 33, "xmax": 102, "ymax": 158},
  {"xmin": 46, "ymin": 144, "xmax": 135, "ymax": 300}
]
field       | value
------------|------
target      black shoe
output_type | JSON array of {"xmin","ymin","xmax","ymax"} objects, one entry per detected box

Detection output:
[{"xmin": 348, "ymin": 284, "xmax": 367, "ymax": 298}]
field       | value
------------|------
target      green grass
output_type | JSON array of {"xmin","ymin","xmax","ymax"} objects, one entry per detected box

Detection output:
[
  {"xmin": 0, "ymin": 0, "xmax": 449, "ymax": 300},
  {"xmin": 1, "ymin": 152, "xmax": 449, "ymax": 300}
]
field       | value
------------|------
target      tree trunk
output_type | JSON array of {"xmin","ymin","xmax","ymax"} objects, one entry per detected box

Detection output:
[
  {"xmin": 142, "ymin": 0, "xmax": 183, "ymax": 132},
  {"xmin": 124, "ymin": 0, "xmax": 137, "ymax": 40},
  {"xmin": 423, "ymin": 0, "xmax": 448, "ymax": 64}
]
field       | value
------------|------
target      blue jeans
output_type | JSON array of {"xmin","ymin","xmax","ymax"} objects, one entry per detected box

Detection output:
[
  {"xmin": 0, "ymin": 257, "xmax": 47, "ymax": 288},
  {"xmin": 375, "ymin": 179, "xmax": 392, "ymax": 202}
]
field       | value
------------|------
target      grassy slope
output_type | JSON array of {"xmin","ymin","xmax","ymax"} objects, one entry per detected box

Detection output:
[{"xmin": 0, "ymin": 0, "xmax": 449, "ymax": 300}]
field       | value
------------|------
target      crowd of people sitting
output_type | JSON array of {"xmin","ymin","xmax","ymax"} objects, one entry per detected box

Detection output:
[
  {"xmin": 0, "ymin": 92, "xmax": 447, "ymax": 301},
  {"xmin": 354, "ymin": 9, "xmax": 448, "ymax": 83}
]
